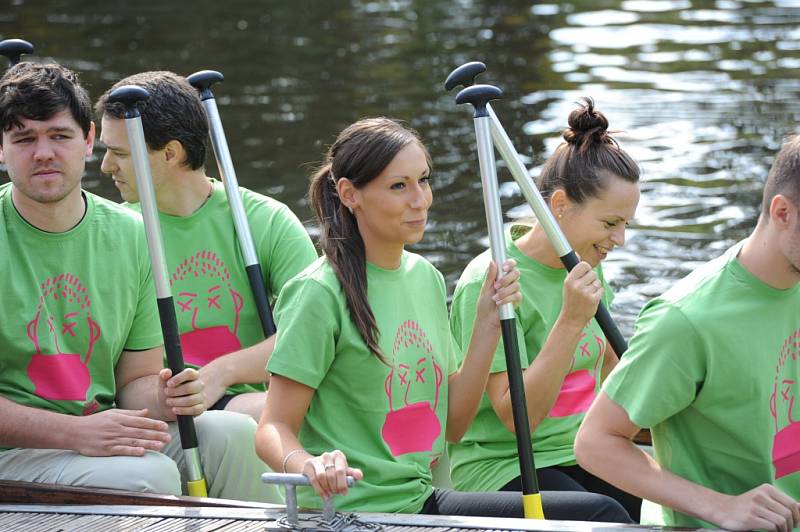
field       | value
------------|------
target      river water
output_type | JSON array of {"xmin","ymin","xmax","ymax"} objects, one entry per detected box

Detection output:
[{"xmin": 3, "ymin": 0, "xmax": 799, "ymax": 335}]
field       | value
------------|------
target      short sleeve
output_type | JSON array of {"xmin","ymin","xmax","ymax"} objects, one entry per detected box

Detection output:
[
  {"xmin": 603, "ymin": 299, "xmax": 707, "ymax": 428},
  {"xmin": 124, "ymin": 232, "xmax": 163, "ymax": 351},
  {"xmin": 450, "ymin": 263, "xmax": 527, "ymax": 375},
  {"xmin": 267, "ymin": 276, "xmax": 340, "ymax": 389}
]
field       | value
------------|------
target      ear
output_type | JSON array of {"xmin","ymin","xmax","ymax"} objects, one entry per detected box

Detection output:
[
  {"xmin": 769, "ymin": 193, "xmax": 796, "ymax": 229},
  {"xmin": 84, "ymin": 121, "xmax": 96, "ymax": 157},
  {"xmin": 336, "ymin": 177, "xmax": 359, "ymax": 211},
  {"xmin": 162, "ymin": 139, "xmax": 185, "ymax": 167},
  {"xmin": 549, "ymin": 188, "xmax": 570, "ymax": 220}
]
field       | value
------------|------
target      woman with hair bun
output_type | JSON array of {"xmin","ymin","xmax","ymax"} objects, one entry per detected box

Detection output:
[
  {"xmin": 448, "ymin": 98, "xmax": 643, "ymax": 521},
  {"xmin": 256, "ymin": 117, "xmax": 631, "ymax": 522}
]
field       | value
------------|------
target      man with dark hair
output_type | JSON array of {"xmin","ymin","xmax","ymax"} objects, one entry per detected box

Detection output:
[
  {"xmin": 575, "ymin": 136, "xmax": 800, "ymax": 530},
  {"xmin": 0, "ymin": 62, "xmax": 279, "ymax": 502},
  {"xmin": 95, "ymin": 71, "xmax": 316, "ymax": 420}
]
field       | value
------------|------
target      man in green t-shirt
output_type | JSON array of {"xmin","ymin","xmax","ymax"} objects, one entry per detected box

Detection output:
[
  {"xmin": 575, "ymin": 136, "xmax": 800, "ymax": 530},
  {"xmin": 94, "ymin": 71, "xmax": 317, "ymax": 420},
  {"xmin": 0, "ymin": 62, "xmax": 279, "ymax": 502}
]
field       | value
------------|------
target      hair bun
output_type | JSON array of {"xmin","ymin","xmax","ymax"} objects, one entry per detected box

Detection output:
[{"xmin": 562, "ymin": 97, "xmax": 611, "ymax": 151}]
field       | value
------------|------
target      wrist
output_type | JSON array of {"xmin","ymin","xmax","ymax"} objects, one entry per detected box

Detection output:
[
  {"xmin": 282, "ymin": 448, "xmax": 311, "ymax": 473},
  {"xmin": 554, "ymin": 312, "xmax": 588, "ymax": 334}
]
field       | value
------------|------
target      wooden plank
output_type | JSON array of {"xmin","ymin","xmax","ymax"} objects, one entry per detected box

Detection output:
[{"xmin": 0, "ymin": 480, "xmax": 282, "ymax": 509}]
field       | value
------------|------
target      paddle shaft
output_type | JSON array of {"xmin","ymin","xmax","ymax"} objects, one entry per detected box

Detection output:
[
  {"xmin": 485, "ymin": 103, "xmax": 628, "ymax": 355},
  {"xmin": 198, "ymin": 92, "xmax": 276, "ymax": 338},
  {"xmin": 473, "ymin": 111, "xmax": 544, "ymax": 519},
  {"xmin": 122, "ymin": 107, "xmax": 208, "ymax": 497}
]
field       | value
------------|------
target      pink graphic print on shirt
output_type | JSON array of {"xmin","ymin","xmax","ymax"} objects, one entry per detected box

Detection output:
[
  {"xmin": 770, "ymin": 329, "xmax": 800, "ymax": 479},
  {"xmin": 381, "ymin": 320, "xmax": 443, "ymax": 456},
  {"xmin": 549, "ymin": 329, "xmax": 605, "ymax": 417},
  {"xmin": 171, "ymin": 251, "xmax": 244, "ymax": 366},
  {"xmin": 26, "ymin": 273, "xmax": 100, "ymax": 401}
]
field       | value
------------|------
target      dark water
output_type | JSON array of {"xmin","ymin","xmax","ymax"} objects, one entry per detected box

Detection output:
[{"xmin": 3, "ymin": 0, "xmax": 800, "ymax": 335}]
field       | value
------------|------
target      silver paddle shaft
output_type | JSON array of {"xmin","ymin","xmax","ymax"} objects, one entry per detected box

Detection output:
[
  {"xmin": 486, "ymin": 104, "xmax": 572, "ymax": 257},
  {"xmin": 474, "ymin": 116, "xmax": 514, "ymax": 321},
  {"xmin": 201, "ymin": 98, "xmax": 259, "ymax": 267},
  {"xmin": 125, "ymin": 118, "xmax": 171, "ymax": 298}
]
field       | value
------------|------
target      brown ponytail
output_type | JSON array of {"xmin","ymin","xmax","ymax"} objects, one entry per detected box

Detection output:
[
  {"xmin": 539, "ymin": 97, "xmax": 639, "ymax": 204},
  {"xmin": 309, "ymin": 117, "xmax": 431, "ymax": 361}
]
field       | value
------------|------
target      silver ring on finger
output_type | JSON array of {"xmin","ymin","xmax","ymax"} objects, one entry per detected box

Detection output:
[{"xmin": 324, "ymin": 463, "xmax": 335, "ymax": 470}]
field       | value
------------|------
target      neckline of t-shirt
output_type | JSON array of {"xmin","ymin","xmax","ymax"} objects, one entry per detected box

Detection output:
[
  {"xmin": 367, "ymin": 251, "xmax": 409, "ymax": 277},
  {"xmin": 2, "ymin": 186, "xmax": 93, "ymax": 240},
  {"xmin": 729, "ymin": 251, "xmax": 800, "ymax": 298},
  {"xmin": 157, "ymin": 178, "xmax": 222, "ymax": 224},
  {"xmin": 507, "ymin": 225, "xmax": 568, "ymax": 281}
]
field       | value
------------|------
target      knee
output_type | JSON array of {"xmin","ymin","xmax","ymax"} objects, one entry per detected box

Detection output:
[
  {"xmin": 78, "ymin": 452, "xmax": 182, "ymax": 495},
  {"xmin": 590, "ymin": 494, "xmax": 633, "ymax": 524},
  {"xmin": 194, "ymin": 410, "xmax": 258, "ymax": 456}
]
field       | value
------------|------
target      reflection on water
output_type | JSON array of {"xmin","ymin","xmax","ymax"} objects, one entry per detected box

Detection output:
[{"xmin": 3, "ymin": 0, "xmax": 799, "ymax": 335}]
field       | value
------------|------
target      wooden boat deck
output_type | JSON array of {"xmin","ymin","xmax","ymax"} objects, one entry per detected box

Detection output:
[
  {"xmin": 0, "ymin": 504, "xmax": 712, "ymax": 531},
  {"xmin": 0, "ymin": 480, "xmax": 712, "ymax": 531}
]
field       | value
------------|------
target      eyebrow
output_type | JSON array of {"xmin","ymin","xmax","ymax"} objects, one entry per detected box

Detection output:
[
  {"xmin": 8, "ymin": 126, "xmax": 76, "ymax": 139},
  {"xmin": 63, "ymin": 312, "xmax": 79, "ymax": 319},
  {"xmin": 98, "ymin": 139, "xmax": 127, "ymax": 152},
  {"xmin": 178, "ymin": 291, "xmax": 198, "ymax": 297},
  {"xmin": 386, "ymin": 170, "xmax": 431, "ymax": 180}
]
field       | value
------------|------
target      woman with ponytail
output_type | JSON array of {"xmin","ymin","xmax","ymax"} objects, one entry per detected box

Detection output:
[
  {"xmin": 256, "ymin": 117, "xmax": 630, "ymax": 522},
  {"xmin": 448, "ymin": 98, "xmax": 643, "ymax": 521}
]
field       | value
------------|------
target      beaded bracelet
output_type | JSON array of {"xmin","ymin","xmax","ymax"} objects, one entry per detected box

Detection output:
[{"xmin": 282, "ymin": 448, "xmax": 308, "ymax": 473}]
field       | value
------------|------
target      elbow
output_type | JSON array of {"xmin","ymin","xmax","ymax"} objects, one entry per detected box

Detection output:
[
  {"xmin": 573, "ymin": 423, "xmax": 596, "ymax": 473},
  {"xmin": 445, "ymin": 423, "xmax": 467, "ymax": 443}
]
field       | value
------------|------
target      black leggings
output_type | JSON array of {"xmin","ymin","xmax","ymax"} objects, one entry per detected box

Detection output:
[
  {"xmin": 500, "ymin": 464, "xmax": 641, "ymax": 522},
  {"xmin": 420, "ymin": 487, "xmax": 632, "ymax": 523}
]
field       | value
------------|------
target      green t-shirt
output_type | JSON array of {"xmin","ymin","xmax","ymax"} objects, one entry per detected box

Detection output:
[
  {"xmin": 448, "ymin": 225, "xmax": 612, "ymax": 491},
  {"xmin": 0, "ymin": 183, "xmax": 162, "ymax": 427},
  {"xmin": 268, "ymin": 252, "xmax": 459, "ymax": 513},
  {"xmin": 604, "ymin": 241, "xmax": 800, "ymax": 528},
  {"xmin": 130, "ymin": 180, "xmax": 317, "ymax": 395}
]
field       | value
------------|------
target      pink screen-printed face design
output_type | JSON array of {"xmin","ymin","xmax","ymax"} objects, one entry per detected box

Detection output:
[
  {"xmin": 26, "ymin": 273, "xmax": 99, "ymax": 401},
  {"xmin": 381, "ymin": 320, "xmax": 443, "ymax": 457},
  {"xmin": 770, "ymin": 329, "xmax": 800, "ymax": 480},
  {"xmin": 549, "ymin": 329, "xmax": 605, "ymax": 418},
  {"xmin": 171, "ymin": 250, "xmax": 244, "ymax": 366}
]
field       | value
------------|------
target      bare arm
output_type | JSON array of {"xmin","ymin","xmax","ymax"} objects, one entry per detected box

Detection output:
[
  {"xmin": 116, "ymin": 346, "xmax": 205, "ymax": 421},
  {"xmin": 486, "ymin": 261, "xmax": 602, "ymax": 432},
  {"xmin": 575, "ymin": 392, "xmax": 800, "ymax": 531},
  {"xmin": 256, "ymin": 374, "xmax": 362, "ymax": 500},
  {"xmin": 198, "ymin": 335, "xmax": 274, "ymax": 407},
  {"xmin": 600, "ymin": 343, "xmax": 619, "ymax": 383},
  {"xmin": 0, "ymin": 394, "xmax": 91, "ymax": 450},
  {"xmin": 447, "ymin": 261, "xmax": 521, "ymax": 441},
  {"xmin": 0, "ymin": 348, "xmax": 173, "ymax": 457}
]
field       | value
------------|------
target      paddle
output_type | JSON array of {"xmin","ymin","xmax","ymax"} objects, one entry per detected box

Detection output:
[
  {"xmin": 0, "ymin": 39, "xmax": 34, "ymax": 66},
  {"xmin": 455, "ymin": 84, "xmax": 544, "ymax": 520},
  {"xmin": 107, "ymin": 85, "xmax": 208, "ymax": 498},
  {"xmin": 186, "ymin": 70, "xmax": 276, "ymax": 337},
  {"xmin": 445, "ymin": 62, "xmax": 628, "ymax": 356}
]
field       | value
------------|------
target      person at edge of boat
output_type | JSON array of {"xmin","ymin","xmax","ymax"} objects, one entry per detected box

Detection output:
[
  {"xmin": 575, "ymin": 135, "xmax": 800, "ymax": 531},
  {"xmin": 0, "ymin": 62, "xmax": 281, "ymax": 502},
  {"xmin": 254, "ymin": 116, "xmax": 632, "ymax": 522},
  {"xmin": 447, "ymin": 97, "xmax": 642, "ymax": 522},
  {"xmin": 94, "ymin": 71, "xmax": 317, "ymax": 421}
]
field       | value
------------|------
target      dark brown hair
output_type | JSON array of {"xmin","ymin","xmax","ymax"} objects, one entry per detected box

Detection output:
[
  {"xmin": 95, "ymin": 71, "xmax": 208, "ymax": 170},
  {"xmin": 309, "ymin": 117, "xmax": 431, "ymax": 360},
  {"xmin": 762, "ymin": 135, "xmax": 800, "ymax": 217},
  {"xmin": 539, "ymin": 97, "xmax": 639, "ymax": 204},
  {"xmin": 0, "ymin": 62, "xmax": 92, "ymax": 144}
]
